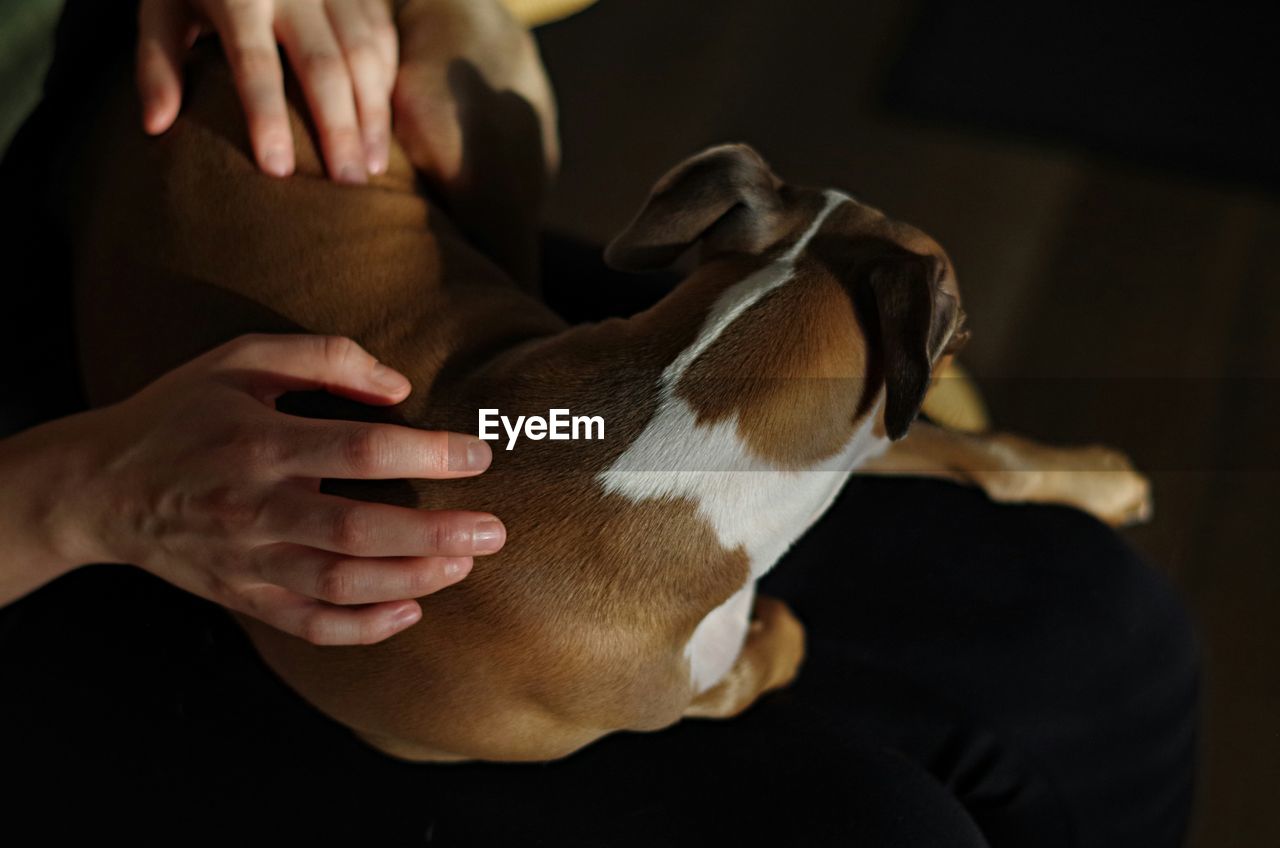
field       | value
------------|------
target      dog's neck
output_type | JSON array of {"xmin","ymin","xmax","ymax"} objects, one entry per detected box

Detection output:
[{"xmin": 595, "ymin": 190, "xmax": 890, "ymax": 578}]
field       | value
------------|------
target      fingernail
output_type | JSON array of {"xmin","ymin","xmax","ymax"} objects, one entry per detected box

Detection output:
[
  {"xmin": 440, "ymin": 557, "xmax": 473, "ymax": 582},
  {"xmin": 263, "ymin": 148, "xmax": 291, "ymax": 177},
  {"xmin": 449, "ymin": 436, "xmax": 491, "ymax": 472},
  {"xmin": 472, "ymin": 519, "xmax": 506, "ymax": 554},
  {"xmin": 338, "ymin": 162, "xmax": 368, "ymax": 184},
  {"xmin": 365, "ymin": 132, "xmax": 388, "ymax": 174},
  {"xmin": 142, "ymin": 103, "xmax": 167, "ymax": 135},
  {"xmin": 391, "ymin": 603, "xmax": 421, "ymax": 628},
  {"xmin": 370, "ymin": 361, "xmax": 409, "ymax": 394}
]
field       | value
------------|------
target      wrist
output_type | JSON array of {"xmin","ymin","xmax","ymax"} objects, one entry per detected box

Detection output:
[
  {"xmin": 0, "ymin": 410, "xmax": 109, "ymax": 594},
  {"xmin": 41, "ymin": 408, "xmax": 121, "ymax": 570}
]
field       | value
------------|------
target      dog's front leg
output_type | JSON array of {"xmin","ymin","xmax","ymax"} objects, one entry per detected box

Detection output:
[
  {"xmin": 684, "ymin": 595, "xmax": 806, "ymax": 720},
  {"xmin": 861, "ymin": 422, "xmax": 1153, "ymax": 527},
  {"xmin": 394, "ymin": 0, "xmax": 559, "ymax": 288}
]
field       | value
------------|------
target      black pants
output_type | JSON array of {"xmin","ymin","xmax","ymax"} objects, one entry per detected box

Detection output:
[
  {"xmin": 0, "ymin": 466, "xmax": 1198, "ymax": 846},
  {"xmin": 0, "ymin": 4, "xmax": 1198, "ymax": 844}
]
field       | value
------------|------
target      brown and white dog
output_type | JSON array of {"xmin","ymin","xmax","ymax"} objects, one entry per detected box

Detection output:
[{"xmin": 65, "ymin": 0, "xmax": 1150, "ymax": 762}]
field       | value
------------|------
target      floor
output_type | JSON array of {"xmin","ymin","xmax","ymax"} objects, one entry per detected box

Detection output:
[{"xmin": 535, "ymin": 1, "xmax": 1279, "ymax": 845}]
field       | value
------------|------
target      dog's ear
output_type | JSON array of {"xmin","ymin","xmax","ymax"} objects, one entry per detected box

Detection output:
[
  {"xmin": 604, "ymin": 144, "xmax": 784, "ymax": 272},
  {"xmin": 861, "ymin": 253, "xmax": 944, "ymax": 440}
]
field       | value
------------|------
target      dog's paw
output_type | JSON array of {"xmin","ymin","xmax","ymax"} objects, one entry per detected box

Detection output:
[
  {"xmin": 1052, "ymin": 446, "xmax": 1154, "ymax": 526},
  {"xmin": 751, "ymin": 595, "xmax": 806, "ymax": 692},
  {"xmin": 978, "ymin": 437, "xmax": 1154, "ymax": 527}
]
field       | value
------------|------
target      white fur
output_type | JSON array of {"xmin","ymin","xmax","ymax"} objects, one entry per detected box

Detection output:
[
  {"xmin": 683, "ymin": 584, "xmax": 757, "ymax": 692},
  {"xmin": 596, "ymin": 190, "xmax": 891, "ymax": 693}
]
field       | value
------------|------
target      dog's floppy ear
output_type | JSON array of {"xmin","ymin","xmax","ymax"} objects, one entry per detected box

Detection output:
[
  {"xmin": 604, "ymin": 144, "xmax": 784, "ymax": 272},
  {"xmin": 861, "ymin": 253, "xmax": 943, "ymax": 440}
]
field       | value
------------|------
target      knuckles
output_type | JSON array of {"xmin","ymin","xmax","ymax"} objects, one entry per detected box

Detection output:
[
  {"xmin": 201, "ymin": 569, "xmax": 239, "ymax": 606},
  {"xmin": 297, "ymin": 610, "xmax": 380, "ymax": 647},
  {"xmin": 315, "ymin": 559, "xmax": 364, "ymax": 604},
  {"xmin": 212, "ymin": 422, "xmax": 287, "ymax": 471},
  {"xmin": 298, "ymin": 613, "xmax": 340, "ymax": 646},
  {"xmin": 405, "ymin": 561, "xmax": 445, "ymax": 596},
  {"xmin": 296, "ymin": 50, "xmax": 348, "ymax": 84},
  {"xmin": 222, "ymin": 0, "xmax": 265, "ymax": 16},
  {"xmin": 343, "ymin": 42, "xmax": 382, "ymax": 74},
  {"xmin": 216, "ymin": 332, "xmax": 270, "ymax": 363},
  {"xmin": 419, "ymin": 517, "xmax": 446, "ymax": 554},
  {"xmin": 329, "ymin": 505, "xmax": 374, "ymax": 551},
  {"xmin": 192, "ymin": 484, "xmax": 269, "ymax": 533},
  {"xmin": 225, "ymin": 45, "xmax": 283, "ymax": 82},
  {"xmin": 342, "ymin": 426, "xmax": 393, "ymax": 476},
  {"xmin": 320, "ymin": 334, "xmax": 362, "ymax": 370}
]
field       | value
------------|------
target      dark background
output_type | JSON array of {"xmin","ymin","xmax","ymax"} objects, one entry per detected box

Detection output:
[{"xmin": 532, "ymin": 2, "xmax": 1279, "ymax": 845}]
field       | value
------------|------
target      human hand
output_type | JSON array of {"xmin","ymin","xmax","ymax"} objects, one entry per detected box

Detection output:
[
  {"xmin": 137, "ymin": 0, "xmax": 398, "ymax": 181},
  {"xmin": 57, "ymin": 334, "xmax": 503, "ymax": 645}
]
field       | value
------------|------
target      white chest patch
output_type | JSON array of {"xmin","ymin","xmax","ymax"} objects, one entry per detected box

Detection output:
[{"xmin": 595, "ymin": 190, "xmax": 891, "ymax": 693}]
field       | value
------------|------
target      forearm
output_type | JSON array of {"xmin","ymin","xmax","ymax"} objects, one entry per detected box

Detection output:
[{"xmin": 0, "ymin": 412, "xmax": 101, "ymax": 606}]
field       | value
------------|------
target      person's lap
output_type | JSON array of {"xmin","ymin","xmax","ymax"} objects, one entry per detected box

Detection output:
[
  {"xmin": 0, "ymin": 469, "xmax": 1196, "ymax": 846},
  {"xmin": 764, "ymin": 477, "xmax": 1198, "ymax": 847}
]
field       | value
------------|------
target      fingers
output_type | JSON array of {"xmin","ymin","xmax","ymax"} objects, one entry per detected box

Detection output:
[
  {"xmin": 267, "ymin": 491, "xmax": 506, "ymax": 558},
  {"xmin": 202, "ymin": 0, "xmax": 295, "ymax": 176},
  {"xmin": 254, "ymin": 543, "xmax": 472, "ymax": 604},
  {"xmin": 326, "ymin": 0, "xmax": 395, "ymax": 174},
  {"xmin": 239, "ymin": 583, "xmax": 423, "ymax": 645},
  {"xmin": 204, "ymin": 335, "xmax": 492, "ymax": 476},
  {"xmin": 137, "ymin": 0, "xmax": 193, "ymax": 135},
  {"xmin": 212, "ymin": 334, "xmax": 411, "ymax": 405},
  {"xmin": 362, "ymin": 0, "xmax": 398, "ymax": 74},
  {"xmin": 276, "ymin": 1, "xmax": 367, "ymax": 183},
  {"xmin": 139, "ymin": 1, "xmax": 398, "ymax": 182},
  {"xmin": 278, "ymin": 418, "xmax": 493, "ymax": 479}
]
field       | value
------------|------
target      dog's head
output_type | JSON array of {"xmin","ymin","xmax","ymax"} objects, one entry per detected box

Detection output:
[{"xmin": 605, "ymin": 144, "xmax": 968, "ymax": 464}]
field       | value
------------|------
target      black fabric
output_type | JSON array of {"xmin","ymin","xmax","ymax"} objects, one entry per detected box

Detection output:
[
  {"xmin": 0, "ymin": 1, "xmax": 1198, "ymax": 844},
  {"xmin": 882, "ymin": 1, "xmax": 1280, "ymax": 194},
  {"xmin": 0, "ymin": 460, "xmax": 1199, "ymax": 846},
  {"xmin": 0, "ymin": 0, "xmax": 135, "ymax": 434}
]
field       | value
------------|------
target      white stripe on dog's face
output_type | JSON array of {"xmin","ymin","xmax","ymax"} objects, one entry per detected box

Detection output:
[{"xmin": 596, "ymin": 190, "xmax": 891, "ymax": 693}]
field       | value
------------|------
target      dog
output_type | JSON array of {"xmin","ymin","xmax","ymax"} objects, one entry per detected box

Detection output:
[{"xmin": 64, "ymin": 0, "xmax": 1151, "ymax": 762}]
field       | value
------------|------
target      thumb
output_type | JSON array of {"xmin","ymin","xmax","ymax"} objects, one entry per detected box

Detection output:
[
  {"xmin": 137, "ymin": 0, "xmax": 194, "ymax": 135},
  {"xmin": 209, "ymin": 334, "xmax": 413, "ymax": 407}
]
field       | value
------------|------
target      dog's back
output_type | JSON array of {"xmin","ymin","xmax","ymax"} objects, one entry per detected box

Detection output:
[
  {"xmin": 66, "ymin": 44, "xmax": 743, "ymax": 762},
  {"xmin": 71, "ymin": 43, "xmax": 556, "ymax": 408}
]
